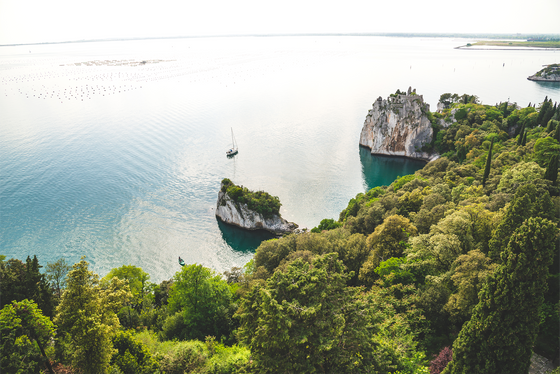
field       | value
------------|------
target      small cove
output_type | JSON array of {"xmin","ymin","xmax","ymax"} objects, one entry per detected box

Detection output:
[{"xmin": 0, "ymin": 36, "xmax": 558, "ymax": 281}]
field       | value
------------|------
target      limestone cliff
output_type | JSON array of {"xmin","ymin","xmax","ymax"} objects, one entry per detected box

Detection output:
[
  {"xmin": 216, "ymin": 181, "xmax": 298, "ymax": 235},
  {"xmin": 527, "ymin": 63, "xmax": 560, "ymax": 82},
  {"xmin": 359, "ymin": 88, "xmax": 436, "ymax": 161}
]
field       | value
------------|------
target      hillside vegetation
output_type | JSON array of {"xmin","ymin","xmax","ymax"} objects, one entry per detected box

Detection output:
[{"xmin": 1, "ymin": 94, "xmax": 559, "ymax": 374}]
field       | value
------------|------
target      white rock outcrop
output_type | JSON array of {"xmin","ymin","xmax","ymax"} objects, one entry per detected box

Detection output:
[
  {"xmin": 527, "ymin": 64, "xmax": 560, "ymax": 82},
  {"xmin": 359, "ymin": 88, "xmax": 436, "ymax": 161},
  {"xmin": 216, "ymin": 185, "xmax": 298, "ymax": 235}
]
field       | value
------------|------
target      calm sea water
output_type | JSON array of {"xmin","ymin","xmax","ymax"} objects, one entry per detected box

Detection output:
[{"xmin": 1, "ymin": 36, "xmax": 558, "ymax": 282}]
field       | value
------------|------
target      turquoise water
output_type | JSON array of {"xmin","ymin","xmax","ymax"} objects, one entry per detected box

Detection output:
[{"xmin": 1, "ymin": 36, "xmax": 558, "ymax": 281}]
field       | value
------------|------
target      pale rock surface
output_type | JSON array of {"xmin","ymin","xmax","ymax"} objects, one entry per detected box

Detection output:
[
  {"xmin": 527, "ymin": 64, "xmax": 560, "ymax": 82},
  {"xmin": 359, "ymin": 88, "xmax": 437, "ymax": 161},
  {"xmin": 216, "ymin": 187, "xmax": 298, "ymax": 235}
]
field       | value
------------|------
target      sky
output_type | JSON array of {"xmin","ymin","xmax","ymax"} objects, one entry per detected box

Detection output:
[{"xmin": 0, "ymin": 0, "xmax": 559, "ymax": 45}]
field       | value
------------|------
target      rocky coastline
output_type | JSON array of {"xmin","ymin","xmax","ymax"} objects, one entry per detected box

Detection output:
[
  {"xmin": 359, "ymin": 87, "xmax": 438, "ymax": 162},
  {"xmin": 527, "ymin": 63, "xmax": 560, "ymax": 82},
  {"xmin": 216, "ymin": 181, "xmax": 298, "ymax": 235}
]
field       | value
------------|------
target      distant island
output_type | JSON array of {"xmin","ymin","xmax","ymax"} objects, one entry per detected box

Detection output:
[
  {"xmin": 528, "ymin": 63, "xmax": 560, "ymax": 82},
  {"xmin": 457, "ymin": 40, "xmax": 560, "ymax": 49}
]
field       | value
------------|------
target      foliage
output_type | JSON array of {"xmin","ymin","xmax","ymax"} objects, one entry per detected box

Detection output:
[
  {"xmin": 110, "ymin": 330, "xmax": 158, "ymax": 374},
  {"xmin": 0, "ymin": 299, "xmax": 56, "ymax": 374},
  {"xmin": 221, "ymin": 178, "xmax": 281, "ymax": 218},
  {"xmin": 54, "ymin": 257, "xmax": 131, "ymax": 374},
  {"xmin": 158, "ymin": 339, "xmax": 209, "ymax": 374},
  {"xmin": 393, "ymin": 174, "xmax": 426, "ymax": 192},
  {"xmin": 429, "ymin": 346, "xmax": 452, "ymax": 374},
  {"xmin": 482, "ymin": 137, "xmax": 494, "ymax": 186},
  {"xmin": 444, "ymin": 218, "xmax": 558, "ymax": 374},
  {"xmin": 166, "ymin": 263, "xmax": 235, "ymax": 341},
  {"xmin": 533, "ymin": 136, "xmax": 560, "ymax": 167},
  {"xmin": 45, "ymin": 258, "xmax": 71, "ymax": 300},
  {"xmin": 0, "ymin": 255, "xmax": 55, "ymax": 318},
  {"xmin": 359, "ymin": 214, "xmax": 417, "ymax": 285},
  {"xmin": 238, "ymin": 253, "xmax": 386, "ymax": 373},
  {"xmin": 496, "ymin": 161, "xmax": 545, "ymax": 194},
  {"xmin": 310, "ymin": 218, "xmax": 343, "ymax": 233}
]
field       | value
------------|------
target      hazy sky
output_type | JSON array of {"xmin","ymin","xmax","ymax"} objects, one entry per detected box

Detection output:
[{"xmin": 1, "ymin": 0, "xmax": 559, "ymax": 45}]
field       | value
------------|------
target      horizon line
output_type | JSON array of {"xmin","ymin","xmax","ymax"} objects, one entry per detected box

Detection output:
[{"xmin": 2, "ymin": 32, "xmax": 560, "ymax": 48}]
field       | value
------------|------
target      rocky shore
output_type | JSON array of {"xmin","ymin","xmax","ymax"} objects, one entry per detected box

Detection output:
[
  {"xmin": 359, "ymin": 87, "xmax": 438, "ymax": 162},
  {"xmin": 528, "ymin": 64, "xmax": 560, "ymax": 82},
  {"xmin": 216, "ymin": 181, "xmax": 298, "ymax": 235}
]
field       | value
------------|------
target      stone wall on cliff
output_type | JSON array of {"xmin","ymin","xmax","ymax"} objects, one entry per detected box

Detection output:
[
  {"xmin": 359, "ymin": 88, "xmax": 436, "ymax": 161},
  {"xmin": 216, "ymin": 185, "xmax": 298, "ymax": 235}
]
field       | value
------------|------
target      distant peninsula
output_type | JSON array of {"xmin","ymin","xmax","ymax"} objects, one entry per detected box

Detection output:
[
  {"xmin": 528, "ymin": 63, "xmax": 560, "ymax": 82},
  {"xmin": 457, "ymin": 40, "xmax": 560, "ymax": 50},
  {"xmin": 216, "ymin": 178, "xmax": 298, "ymax": 235}
]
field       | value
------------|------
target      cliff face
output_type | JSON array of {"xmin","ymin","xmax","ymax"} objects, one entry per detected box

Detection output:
[
  {"xmin": 216, "ymin": 188, "xmax": 298, "ymax": 235},
  {"xmin": 528, "ymin": 64, "xmax": 560, "ymax": 82},
  {"xmin": 359, "ymin": 88, "xmax": 436, "ymax": 161}
]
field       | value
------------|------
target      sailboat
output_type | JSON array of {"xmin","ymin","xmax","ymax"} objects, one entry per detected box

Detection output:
[{"xmin": 226, "ymin": 128, "xmax": 238, "ymax": 157}]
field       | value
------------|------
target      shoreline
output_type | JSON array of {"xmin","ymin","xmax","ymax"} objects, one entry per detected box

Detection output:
[
  {"xmin": 359, "ymin": 145, "xmax": 434, "ymax": 163},
  {"xmin": 455, "ymin": 45, "xmax": 560, "ymax": 51}
]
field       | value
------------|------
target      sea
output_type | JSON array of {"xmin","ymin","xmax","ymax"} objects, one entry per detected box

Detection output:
[{"xmin": 1, "ymin": 36, "xmax": 558, "ymax": 282}]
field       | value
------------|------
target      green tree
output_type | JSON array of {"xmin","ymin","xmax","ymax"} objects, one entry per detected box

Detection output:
[
  {"xmin": 516, "ymin": 122, "xmax": 526, "ymax": 144},
  {"xmin": 536, "ymin": 99, "xmax": 552, "ymax": 125},
  {"xmin": 45, "ymin": 258, "xmax": 71, "ymax": 300},
  {"xmin": 103, "ymin": 265, "xmax": 151, "ymax": 310},
  {"xmin": 533, "ymin": 137, "xmax": 560, "ymax": 168},
  {"xmin": 482, "ymin": 138, "xmax": 494, "ymax": 186},
  {"xmin": 488, "ymin": 184, "xmax": 553, "ymax": 262},
  {"xmin": 110, "ymin": 330, "xmax": 158, "ymax": 374},
  {"xmin": 167, "ymin": 263, "xmax": 234, "ymax": 341},
  {"xmin": 0, "ymin": 299, "xmax": 56, "ymax": 374},
  {"xmin": 546, "ymin": 118, "xmax": 559, "ymax": 134},
  {"xmin": 54, "ymin": 257, "xmax": 131, "ymax": 374},
  {"xmin": 444, "ymin": 250, "xmax": 497, "ymax": 323},
  {"xmin": 444, "ymin": 218, "xmax": 558, "ymax": 374},
  {"xmin": 544, "ymin": 154, "xmax": 559, "ymax": 185},
  {"xmin": 359, "ymin": 214, "xmax": 417, "ymax": 285},
  {"xmin": 0, "ymin": 256, "xmax": 54, "ymax": 318},
  {"xmin": 236, "ymin": 253, "xmax": 387, "ymax": 373}
]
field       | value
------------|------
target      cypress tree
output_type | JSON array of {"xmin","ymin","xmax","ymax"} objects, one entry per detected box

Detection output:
[
  {"xmin": 537, "ymin": 100, "xmax": 551, "ymax": 126},
  {"xmin": 482, "ymin": 138, "xmax": 494, "ymax": 186},
  {"xmin": 546, "ymin": 119, "xmax": 556, "ymax": 133},
  {"xmin": 521, "ymin": 129, "xmax": 528, "ymax": 146},
  {"xmin": 544, "ymin": 154, "xmax": 559, "ymax": 185},
  {"xmin": 516, "ymin": 122, "xmax": 525, "ymax": 144},
  {"xmin": 543, "ymin": 103, "xmax": 556, "ymax": 127},
  {"xmin": 445, "ymin": 217, "xmax": 557, "ymax": 374},
  {"xmin": 554, "ymin": 121, "xmax": 560, "ymax": 142}
]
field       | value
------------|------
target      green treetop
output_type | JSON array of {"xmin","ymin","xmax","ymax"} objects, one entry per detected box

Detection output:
[
  {"xmin": 444, "ymin": 217, "xmax": 558, "ymax": 374},
  {"xmin": 54, "ymin": 257, "xmax": 131, "ymax": 374},
  {"xmin": 221, "ymin": 178, "xmax": 281, "ymax": 218}
]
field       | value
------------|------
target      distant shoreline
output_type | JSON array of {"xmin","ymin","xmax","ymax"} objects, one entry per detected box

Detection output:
[
  {"xmin": 456, "ymin": 46, "xmax": 560, "ymax": 51},
  {"xmin": 2, "ymin": 32, "xmax": 560, "ymax": 48}
]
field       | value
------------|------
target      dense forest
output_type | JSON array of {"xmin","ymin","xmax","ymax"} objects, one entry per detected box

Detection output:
[{"xmin": 1, "ymin": 94, "xmax": 559, "ymax": 374}]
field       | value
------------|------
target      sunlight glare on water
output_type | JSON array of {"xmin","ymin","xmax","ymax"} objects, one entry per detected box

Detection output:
[{"xmin": 0, "ymin": 36, "xmax": 558, "ymax": 281}]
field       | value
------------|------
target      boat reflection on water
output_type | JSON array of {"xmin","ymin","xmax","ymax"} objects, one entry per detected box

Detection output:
[{"xmin": 217, "ymin": 219, "xmax": 276, "ymax": 253}]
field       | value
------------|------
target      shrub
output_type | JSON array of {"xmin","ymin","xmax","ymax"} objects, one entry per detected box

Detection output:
[
  {"xmin": 429, "ymin": 346, "xmax": 452, "ymax": 374},
  {"xmin": 311, "ymin": 218, "xmax": 342, "ymax": 233},
  {"xmin": 158, "ymin": 340, "xmax": 208, "ymax": 374}
]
